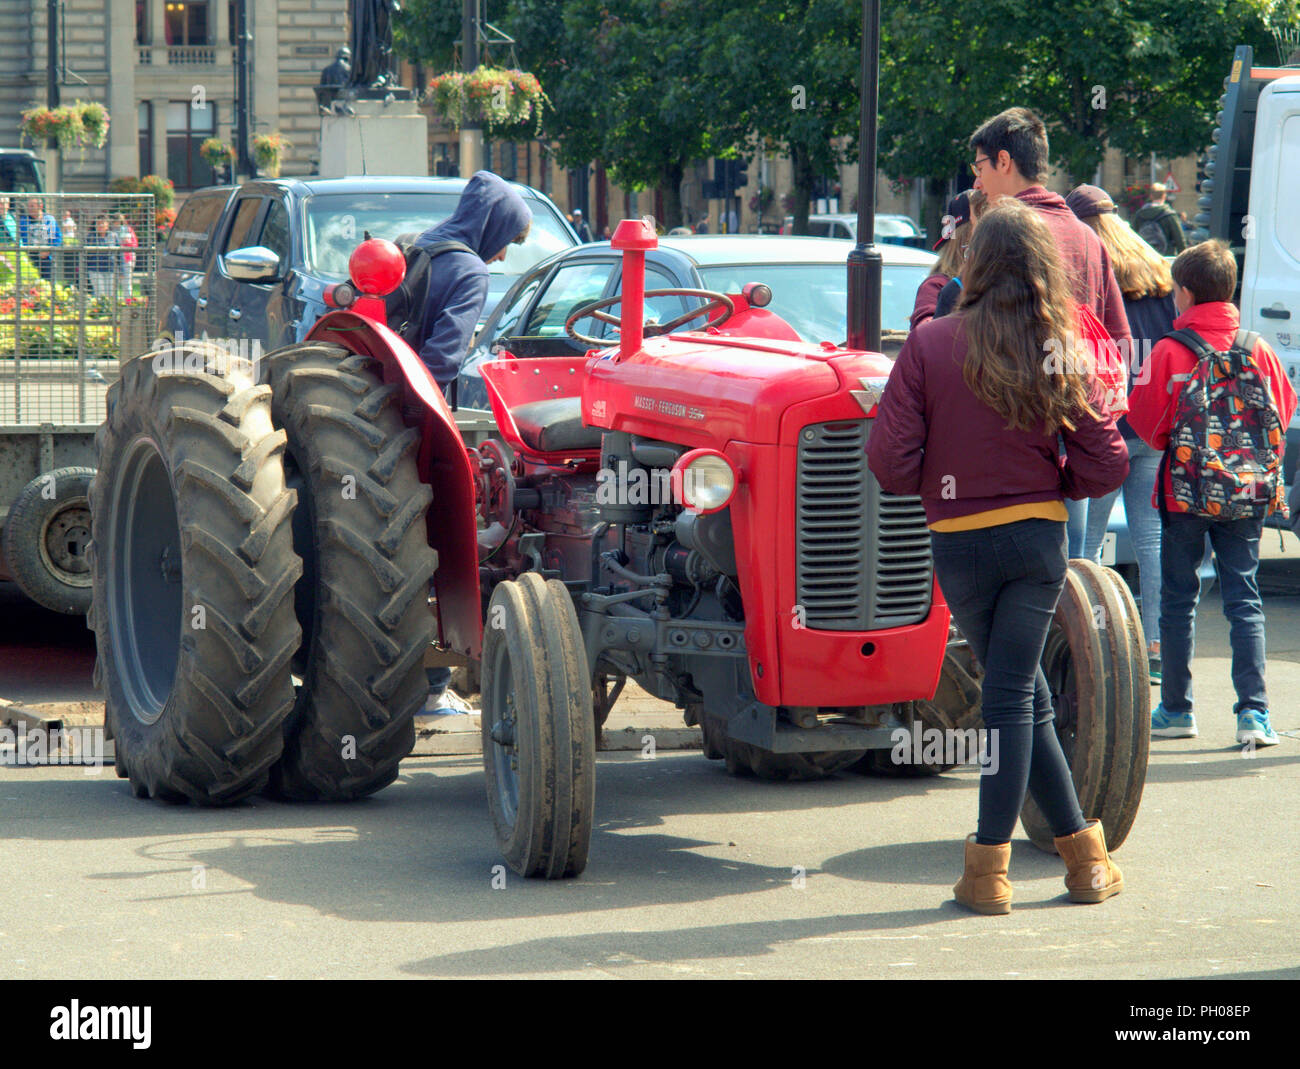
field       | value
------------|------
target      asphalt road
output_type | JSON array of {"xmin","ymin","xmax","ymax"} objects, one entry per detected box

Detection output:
[{"xmin": 2, "ymin": 542, "xmax": 1298, "ymax": 979}]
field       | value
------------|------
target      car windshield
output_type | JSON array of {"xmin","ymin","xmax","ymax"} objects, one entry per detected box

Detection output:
[
  {"xmin": 303, "ymin": 192, "xmax": 573, "ymax": 281},
  {"xmin": 697, "ymin": 262, "xmax": 931, "ymax": 341}
]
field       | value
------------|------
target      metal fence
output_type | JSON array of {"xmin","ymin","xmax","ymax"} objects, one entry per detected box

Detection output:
[{"xmin": 1, "ymin": 192, "xmax": 157, "ymax": 427}]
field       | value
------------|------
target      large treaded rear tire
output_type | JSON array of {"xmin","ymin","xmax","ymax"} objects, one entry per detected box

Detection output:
[
  {"xmin": 265, "ymin": 343, "xmax": 438, "ymax": 801},
  {"xmin": 88, "ymin": 346, "xmax": 302, "ymax": 803}
]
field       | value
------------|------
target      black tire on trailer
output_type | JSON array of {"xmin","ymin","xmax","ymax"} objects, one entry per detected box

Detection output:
[
  {"xmin": 481, "ymin": 572, "xmax": 596, "ymax": 878},
  {"xmin": 1019, "ymin": 560, "xmax": 1146, "ymax": 853},
  {"xmin": 265, "ymin": 343, "xmax": 438, "ymax": 802},
  {"xmin": 88, "ymin": 346, "xmax": 302, "ymax": 803},
  {"xmin": 2, "ymin": 466, "xmax": 95, "ymax": 614},
  {"xmin": 700, "ymin": 712, "xmax": 865, "ymax": 780}
]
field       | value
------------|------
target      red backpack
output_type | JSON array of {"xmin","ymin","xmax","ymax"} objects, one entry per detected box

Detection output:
[{"xmin": 1157, "ymin": 327, "xmax": 1290, "ymax": 521}]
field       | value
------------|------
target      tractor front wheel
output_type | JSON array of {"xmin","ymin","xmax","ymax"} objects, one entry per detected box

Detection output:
[
  {"xmin": 481, "ymin": 572, "xmax": 596, "ymax": 878},
  {"xmin": 1020, "ymin": 559, "xmax": 1149, "ymax": 852}
]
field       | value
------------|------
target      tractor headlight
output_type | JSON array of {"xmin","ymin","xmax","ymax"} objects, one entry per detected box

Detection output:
[{"xmin": 673, "ymin": 449, "xmax": 739, "ymax": 514}]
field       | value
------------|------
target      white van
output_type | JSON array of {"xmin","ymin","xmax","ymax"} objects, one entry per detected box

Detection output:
[
  {"xmin": 1202, "ymin": 47, "xmax": 1300, "ymax": 526},
  {"xmin": 1238, "ymin": 71, "xmax": 1300, "ymax": 522}
]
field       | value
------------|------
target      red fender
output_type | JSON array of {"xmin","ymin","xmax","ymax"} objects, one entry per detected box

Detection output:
[{"xmin": 306, "ymin": 310, "xmax": 483, "ymax": 660}]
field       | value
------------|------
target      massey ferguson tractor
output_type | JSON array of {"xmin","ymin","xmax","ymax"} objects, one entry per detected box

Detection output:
[
  {"xmin": 87, "ymin": 216, "xmax": 1149, "ymax": 878},
  {"xmin": 87, "ymin": 2, "xmax": 1147, "ymax": 880}
]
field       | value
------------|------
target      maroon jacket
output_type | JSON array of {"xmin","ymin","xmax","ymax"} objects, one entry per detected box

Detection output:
[
  {"xmin": 866, "ymin": 313, "xmax": 1129, "ymax": 524},
  {"xmin": 1016, "ymin": 186, "xmax": 1132, "ymax": 352},
  {"xmin": 910, "ymin": 272, "xmax": 948, "ymax": 331}
]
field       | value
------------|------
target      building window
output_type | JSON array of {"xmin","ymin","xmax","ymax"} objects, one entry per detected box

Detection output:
[
  {"xmin": 165, "ymin": 1, "xmax": 210, "ymax": 46},
  {"xmin": 229, "ymin": 1, "xmax": 238, "ymax": 45},
  {"xmin": 136, "ymin": 1, "xmax": 150, "ymax": 45},
  {"xmin": 138, "ymin": 102, "xmax": 153, "ymax": 176},
  {"xmin": 166, "ymin": 100, "xmax": 216, "ymax": 189}
]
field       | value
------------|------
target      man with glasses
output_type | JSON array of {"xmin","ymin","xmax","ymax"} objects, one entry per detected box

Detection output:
[{"xmin": 969, "ymin": 108, "xmax": 1130, "ymax": 351}]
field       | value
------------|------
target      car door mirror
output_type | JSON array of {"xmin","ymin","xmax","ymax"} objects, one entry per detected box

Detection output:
[{"xmin": 224, "ymin": 246, "xmax": 281, "ymax": 283}]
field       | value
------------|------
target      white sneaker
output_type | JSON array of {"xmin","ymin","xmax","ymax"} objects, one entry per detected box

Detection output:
[{"xmin": 425, "ymin": 688, "xmax": 475, "ymax": 715}]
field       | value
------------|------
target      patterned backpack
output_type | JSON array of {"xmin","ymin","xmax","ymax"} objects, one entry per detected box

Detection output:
[{"xmin": 1158, "ymin": 327, "xmax": 1290, "ymax": 521}]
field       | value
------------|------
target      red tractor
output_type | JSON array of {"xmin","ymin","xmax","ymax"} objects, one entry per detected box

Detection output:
[{"xmin": 89, "ymin": 220, "xmax": 1148, "ymax": 879}]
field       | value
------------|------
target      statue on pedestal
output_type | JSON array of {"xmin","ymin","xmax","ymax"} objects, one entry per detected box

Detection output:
[
  {"xmin": 316, "ymin": 46, "xmax": 352, "ymax": 110},
  {"xmin": 346, "ymin": 0, "xmax": 402, "ymax": 92}
]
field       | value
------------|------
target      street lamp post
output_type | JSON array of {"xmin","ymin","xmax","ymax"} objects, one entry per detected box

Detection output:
[{"xmin": 846, "ymin": 0, "xmax": 882, "ymax": 353}]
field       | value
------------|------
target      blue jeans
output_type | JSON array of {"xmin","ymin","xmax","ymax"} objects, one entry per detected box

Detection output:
[
  {"xmin": 930, "ymin": 519, "xmax": 1087, "ymax": 845},
  {"xmin": 1065, "ymin": 498, "xmax": 1087, "ymax": 558},
  {"xmin": 1122, "ymin": 438, "xmax": 1163, "ymax": 646},
  {"xmin": 1081, "ymin": 487, "xmax": 1121, "ymax": 562},
  {"xmin": 427, "ymin": 666, "xmax": 451, "ymax": 695},
  {"xmin": 1160, "ymin": 512, "xmax": 1268, "ymax": 716}
]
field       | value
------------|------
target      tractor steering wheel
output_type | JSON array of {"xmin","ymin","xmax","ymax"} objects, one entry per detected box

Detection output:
[{"xmin": 564, "ymin": 288, "xmax": 736, "ymax": 347}]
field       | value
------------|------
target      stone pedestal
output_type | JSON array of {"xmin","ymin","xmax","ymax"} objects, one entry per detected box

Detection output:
[{"xmin": 319, "ymin": 99, "xmax": 428, "ymax": 179}]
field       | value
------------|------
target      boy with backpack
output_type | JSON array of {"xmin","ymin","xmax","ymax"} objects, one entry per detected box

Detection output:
[{"xmin": 1127, "ymin": 240, "xmax": 1296, "ymax": 745}]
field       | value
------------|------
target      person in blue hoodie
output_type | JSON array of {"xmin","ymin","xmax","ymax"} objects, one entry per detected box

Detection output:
[
  {"xmin": 410, "ymin": 171, "xmax": 532, "ymax": 389},
  {"xmin": 412, "ymin": 172, "xmax": 530, "ymax": 714}
]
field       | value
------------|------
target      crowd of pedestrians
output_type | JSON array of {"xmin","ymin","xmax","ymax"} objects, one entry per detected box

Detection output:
[
  {"xmin": 0, "ymin": 196, "xmax": 138, "ymax": 297},
  {"xmin": 872, "ymin": 106, "xmax": 1295, "ymax": 916}
]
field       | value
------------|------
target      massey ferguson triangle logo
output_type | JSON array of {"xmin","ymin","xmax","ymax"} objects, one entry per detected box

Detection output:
[{"xmin": 853, "ymin": 376, "xmax": 889, "ymax": 413}]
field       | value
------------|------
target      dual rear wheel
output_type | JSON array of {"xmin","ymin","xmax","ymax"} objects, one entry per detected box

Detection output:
[{"xmin": 91, "ymin": 342, "xmax": 435, "ymax": 804}]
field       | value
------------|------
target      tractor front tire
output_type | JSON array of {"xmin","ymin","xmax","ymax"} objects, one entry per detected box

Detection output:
[
  {"xmin": 481, "ymin": 572, "xmax": 596, "ymax": 878},
  {"xmin": 1020, "ymin": 560, "xmax": 1149, "ymax": 853},
  {"xmin": 88, "ymin": 347, "xmax": 302, "ymax": 803},
  {"xmin": 265, "ymin": 343, "xmax": 438, "ymax": 801}
]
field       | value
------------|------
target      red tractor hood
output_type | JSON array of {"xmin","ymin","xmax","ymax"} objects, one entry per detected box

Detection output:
[{"xmin": 583, "ymin": 333, "xmax": 895, "ymax": 447}]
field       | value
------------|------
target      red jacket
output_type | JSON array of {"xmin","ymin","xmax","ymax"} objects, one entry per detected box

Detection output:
[
  {"xmin": 910, "ymin": 272, "xmax": 947, "ymax": 331},
  {"xmin": 1015, "ymin": 186, "xmax": 1132, "ymax": 354},
  {"xmin": 867, "ymin": 312, "xmax": 1129, "ymax": 524},
  {"xmin": 1127, "ymin": 301, "xmax": 1297, "ymax": 511}
]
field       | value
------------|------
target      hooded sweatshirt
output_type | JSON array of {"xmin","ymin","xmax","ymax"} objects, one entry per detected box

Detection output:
[
  {"xmin": 1126, "ymin": 300, "xmax": 1297, "ymax": 512},
  {"xmin": 1014, "ymin": 186, "xmax": 1132, "ymax": 353},
  {"xmin": 413, "ymin": 171, "xmax": 532, "ymax": 383}
]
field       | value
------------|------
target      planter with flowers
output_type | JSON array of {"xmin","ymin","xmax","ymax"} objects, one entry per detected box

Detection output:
[
  {"xmin": 19, "ymin": 100, "xmax": 110, "ymax": 154},
  {"xmin": 252, "ymin": 132, "xmax": 292, "ymax": 178},
  {"xmin": 428, "ymin": 67, "xmax": 549, "ymax": 141},
  {"xmin": 200, "ymin": 138, "xmax": 236, "ymax": 171}
]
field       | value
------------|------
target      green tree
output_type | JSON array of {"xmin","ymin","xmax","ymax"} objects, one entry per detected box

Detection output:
[{"xmin": 393, "ymin": 0, "xmax": 463, "ymax": 72}]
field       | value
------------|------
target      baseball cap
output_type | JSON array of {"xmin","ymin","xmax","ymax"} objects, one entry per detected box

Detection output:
[
  {"xmin": 1065, "ymin": 184, "xmax": 1117, "ymax": 220},
  {"xmin": 932, "ymin": 192, "xmax": 973, "ymax": 250}
]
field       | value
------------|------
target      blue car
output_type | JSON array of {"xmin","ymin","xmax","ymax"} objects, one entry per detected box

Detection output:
[{"xmin": 155, "ymin": 176, "xmax": 578, "ymax": 351}]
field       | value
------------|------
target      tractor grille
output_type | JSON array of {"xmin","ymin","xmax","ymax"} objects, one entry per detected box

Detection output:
[{"xmin": 795, "ymin": 420, "xmax": 932, "ymax": 630}]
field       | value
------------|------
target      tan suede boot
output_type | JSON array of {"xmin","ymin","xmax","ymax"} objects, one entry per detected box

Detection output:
[
  {"xmin": 952, "ymin": 835, "xmax": 1012, "ymax": 915},
  {"xmin": 1054, "ymin": 820, "xmax": 1124, "ymax": 903}
]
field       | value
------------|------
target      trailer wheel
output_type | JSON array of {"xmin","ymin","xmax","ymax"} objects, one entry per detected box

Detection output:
[
  {"xmin": 700, "ymin": 713, "xmax": 864, "ymax": 780},
  {"xmin": 3, "ymin": 466, "xmax": 95, "ymax": 615},
  {"xmin": 1019, "ymin": 560, "xmax": 1148, "ymax": 853},
  {"xmin": 88, "ymin": 347, "xmax": 301, "ymax": 803},
  {"xmin": 264, "ymin": 343, "xmax": 438, "ymax": 801},
  {"xmin": 481, "ymin": 572, "xmax": 596, "ymax": 878}
]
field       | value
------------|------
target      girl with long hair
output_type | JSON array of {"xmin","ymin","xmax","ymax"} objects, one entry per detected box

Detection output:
[{"xmin": 868, "ymin": 198, "xmax": 1129, "ymax": 914}]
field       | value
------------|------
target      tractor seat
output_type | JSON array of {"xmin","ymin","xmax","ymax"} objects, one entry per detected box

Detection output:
[{"xmin": 511, "ymin": 396, "xmax": 604, "ymax": 453}]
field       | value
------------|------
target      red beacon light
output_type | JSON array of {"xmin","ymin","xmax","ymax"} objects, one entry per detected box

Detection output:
[{"xmin": 326, "ymin": 238, "xmax": 406, "ymax": 324}]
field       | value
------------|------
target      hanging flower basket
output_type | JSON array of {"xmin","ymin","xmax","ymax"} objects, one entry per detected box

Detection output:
[
  {"xmin": 428, "ymin": 67, "xmax": 549, "ymax": 141},
  {"xmin": 200, "ymin": 138, "xmax": 236, "ymax": 169},
  {"xmin": 19, "ymin": 101, "xmax": 110, "ymax": 152},
  {"xmin": 76, "ymin": 101, "xmax": 110, "ymax": 149},
  {"xmin": 20, "ymin": 105, "xmax": 84, "ymax": 152},
  {"xmin": 252, "ymin": 132, "xmax": 292, "ymax": 178}
]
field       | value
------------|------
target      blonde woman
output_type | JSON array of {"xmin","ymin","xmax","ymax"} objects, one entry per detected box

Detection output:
[
  {"xmin": 1066, "ymin": 184, "xmax": 1176, "ymax": 682},
  {"xmin": 869, "ymin": 199, "xmax": 1128, "ymax": 913},
  {"xmin": 909, "ymin": 189, "xmax": 985, "ymax": 329}
]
